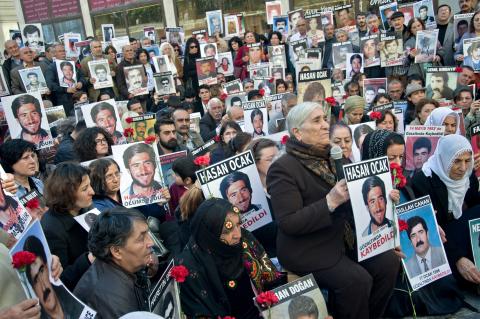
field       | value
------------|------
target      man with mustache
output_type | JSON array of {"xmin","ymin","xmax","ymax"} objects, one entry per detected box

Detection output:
[
  {"xmin": 154, "ymin": 118, "xmax": 187, "ymax": 155},
  {"xmin": 90, "ymin": 102, "xmax": 125, "ymax": 145},
  {"xmin": 11, "ymin": 94, "xmax": 50, "ymax": 144},
  {"xmin": 426, "ymin": 72, "xmax": 454, "ymax": 100},
  {"xmin": 405, "ymin": 216, "xmax": 446, "ymax": 277},
  {"xmin": 126, "ymin": 67, "xmax": 144, "ymax": 92},
  {"xmin": 172, "ymin": 108, "xmax": 203, "ymax": 151},
  {"xmin": 122, "ymin": 142, "xmax": 162, "ymax": 203},
  {"xmin": 24, "ymin": 235, "xmax": 84, "ymax": 319},
  {"xmin": 361, "ymin": 176, "xmax": 393, "ymax": 237}
]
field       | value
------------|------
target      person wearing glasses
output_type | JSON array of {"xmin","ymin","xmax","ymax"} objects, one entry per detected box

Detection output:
[
  {"xmin": 73, "ymin": 127, "xmax": 113, "ymax": 162},
  {"xmin": 90, "ymin": 158, "xmax": 124, "ymax": 212},
  {"xmin": 183, "ymin": 38, "xmax": 201, "ymax": 92}
]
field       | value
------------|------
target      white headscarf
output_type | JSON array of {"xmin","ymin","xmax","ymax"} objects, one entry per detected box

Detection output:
[
  {"xmin": 424, "ymin": 107, "xmax": 460, "ymax": 134},
  {"xmin": 422, "ymin": 134, "xmax": 473, "ymax": 219}
]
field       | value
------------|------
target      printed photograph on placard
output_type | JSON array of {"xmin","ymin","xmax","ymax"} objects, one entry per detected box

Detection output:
[
  {"xmin": 0, "ymin": 181, "xmax": 32, "ymax": 240},
  {"xmin": 154, "ymin": 72, "xmax": 176, "ymax": 96},
  {"xmin": 64, "ymin": 33, "xmax": 82, "ymax": 58},
  {"xmin": 364, "ymin": 78, "xmax": 388, "ymax": 106},
  {"xmin": 267, "ymin": 93, "xmax": 285, "ymax": 119},
  {"xmin": 153, "ymin": 55, "xmax": 171, "ymax": 74},
  {"xmin": 454, "ymin": 13, "xmax": 473, "ymax": 46},
  {"xmin": 361, "ymin": 34, "xmax": 380, "ymax": 68},
  {"xmin": 2, "ymin": 92, "xmax": 53, "ymax": 148},
  {"xmin": 425, "ymin": 67, "xmax": 458, "ymax": 101},
  {"xmin": 253, "ymin": 76, "xmax": 275, "ymax": 96},
  {"xmin": 343, "ymin": 156, "xmax": 395, "ymax": 261},
  {"xmin": 396, "ymin": 196, "xmax": 451, "ymax": 290},
  {"xmin": 143, "ymin": 26, "xmax": 156, "ymax": 44},
  {"xmin": 21, "ymin": 24, "xmax": 45, "ymax": 53},
  {"xmin": 149, "ymin": 260, "xmax": 183, "ymax": 317},
  {"xmin": 127, "ymin": 114, "xmax": 156, "ymax": 142},
  {"xmin": 111, "ymin": 36, "xmax": 129, "ymax": 53},
  {"xmin": 379, "ymin": 2, "xmax": 398, "ymax": 31},
  {"xmin": 192, "ymin": 29, "xmax": 209, "ymax": 44},
  {"xmin": 113, "ymin": 142, "xmax": 165, "ymax": 208},
  {"xmin": 413, "ymin": 0, "xmax": 437, "ymax": 29},
  {"xmin": 19, "ymin": 67, "xmax": 48, "ymax": 94},
  {"xmin": 273, "ymin": 15, "xmax": 289, "ymax": 39},
  {"xmin": 206, "ymin": 10, "xmax": 223, "ymax": 36},
  {"xmin": 398, "ymin": 3, "xmax": 415, "ymax": 26},
  {"xmin": 243, "ymin": 100, "xmax": 268, "ymax": 137},
  {"xmin": 81, "ymin": 99, "xmax": 125, "ymax": 145},
  {"xmin": 471, "ymin": 123, "xmax": 480, "ymax": 177},
  {"xmin": 102, "ymin": 24, "xmax": 115, "ymax": 42},
  {"xmin": 200, "ymin": 42, "xmax": 218, "ymax": 61},
  {"xmin": 0, "ymin": 71, "xmax": 10, "ymax": 97},
  {"xmin": 216, "ymin": 52, "xmax": 234, "ymax": 77},
  {"xmin": 266, "ymin": 1, "xmax": 283, "ymax": 25},
  {"xmin": 288, "ymin": 9, "xmax": 304, "ymax": 35},
  {"xmin": 332, "ymin": 83, "xmax": 346, "ymax": 105},
  {"xmin": 247, "ymin": 43, "xmax": 264, "ymax": 65},
  {"xmin": 268, "ymin": 45, "xmax": 287, "ymax": 68},
  {"xmin": 18, "ymin": 189, "xmax": 47, "ymax": 221},
  {"xmin": 334, "ymin": 5, "xmax": 355, "ymax": 29},
  {"xmin": 225, "ymin": 93, "xmax": 248, "ymax": 109},
  {"xmin": 249, "ymin": 63, "xmax": 271, "ymax": 78},
  {"xmin": 159, "ymin": 151, "xmax": 188, "ymax": 188},
  {"xmin": 304, "ymin": 11, "xmax": 325, "ymax": 43},
  {"xmin": 222, "ymin": 79, "xmax": 243, "ymax": 95},
  {"xmin": 196, "ymin": 57, "xmax": 218, "ymax": 86},
  {"xmin": 56, "ymin": 60, "xmax": 77, "ymax": 88},
  {"xmin": 404, "ymin": 125, "xmax": 444, "ymax": 177},
  {"xmin": 463, "ymin": 37, "xmax": 480, "ymax": 71},
  {"xmin": 291, "ymin": 39, "xmax": 308, "ymax": 63},
  {"xmin": 10, "ymin": 29, "xmax": 23, "ymax": 48},
  {"xmin": 9, "ymin": 220, "xmax": 97, "ymax": 319},
  {"xmin": 349, "ymin": 122, "xmax": 376, "ymax": 162},
  {"xmin": 88, "ymin": 59, "xmax": 114, "ymax": 89},
  {"xmin": 75, "ymin": 40, "xmax": 92, "ymax": 61},
  {"xmin": 195, "ymin": 151, "xmax": 273, "ymax": 232},
  {"xmin": 297, "ymin": 70, "xmax": 332, "ymax": 105},
  {"xmin": 45, "ymin": 105, "xmax": 66, "ymax": 128},
  {"xmin": 469, "ymin": 217, "xmax": 480, "ymax": 268},
  {"xmin": 73, "ymin": 208, "xmax": 101, "ymax": 232},
  {"xmin": 380, "ymin": 36, "xmax": 404, "ymax": 67},
  {"xmin": 271, "ymin": 65, "xmax": 285, "ymax": 80},
  {"xmin": 346, "ymin": 53, "xmax": 364, "ymax": 79},
  {"xmin": 332, "ymin": 41, "xmax": 353, "ymax": 70},
  {"xmin": 166, "ymin": 27, "xmax": 184, "ymax": 46},
  {"xmin": 321, "ymin": 11, "xmax": 334, "ymax": 27},
  {"xmin": 224, "ymin": 15, "xmax": 240, "ymax": 37},
  {"xmin": 145, "ymin": 45, "xmax": 160, "ymax": 59},
  {"xmin": 415, "ymin": 30, "xmax": 438, "ymax": 63},
  {"xmin": 124, "ymin": 65, "xmax": 148, "ymax": 96}
]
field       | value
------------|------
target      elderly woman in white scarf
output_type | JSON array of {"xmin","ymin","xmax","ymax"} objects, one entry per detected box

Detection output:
[
  {"xmin": 411, "ymin": 134, "xmax": 480, "ymax": 288},
  {"xmin": 424, "ymin": 107, "xmax": 460, "ymax": 135},
  {"xmin": 159, "ymin": 42, "xmax": 183, "ymax": 82}
]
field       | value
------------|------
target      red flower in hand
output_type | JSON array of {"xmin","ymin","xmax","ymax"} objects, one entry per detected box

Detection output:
[
  {"xmin": 12, "ymin": 251, "xmax": 36, "ymax": 270},
  {"xmin": 220, "ymin": 92, "xmax": 228, "ymax": 101},
  {"xmin": 25, "ymin": 198, "xmax": 40, "ymax": 210},
  {"xmin": 255, "ymin": 291, "xmax": 279, "ymax": 307},
  {"xmin": 125, "ymin": 117, "xmax": 133, "ymax": 124},
  {"xmin": 369, "ymin": 111, "xmax": 382, "ymax": 120},
  {"xmin": 170, "ymin": 265, "xmax": 189, "ymax": 283},
  {"xmin": 194, "ymin": 154, "xmax": 211, "ymax": 167},
  {"xmin": 281, "ymin": 135, "xmax": 289, "ymax": 145},
  {"xmin": 325, "ymin": 96, "xmax": 336, "ymax": 106},
  {"xmin": 144, "ymin": 136, "xmax": 156, "ymax": 144},
  {"xmin": 259, "ymin": 88, "xmax": 265, "ymax": 96},
  {"xmin": 398, "ymin": 219, "xmax": 408, "ymax": 232},
  {"xmin": 455, "ymin": 66, "xmax": 463, "ymax": 73},
  {"xmin": 213, "ymin": 135, "xmax": 220, "ymax": 142},
  {"xmin": 268, "ymin": 77, "xmax": 275, "ymax": 83},
  {"xmin": 390, "ymin": 162, "xmax": 406, "ymax": 188},
  {"xmin": 123, "ymin": 128, "xmax": 134, "ymax": 137},
  {"xmin": 371, "ymin": 26, "xmax": 379, "ymax": 33}
]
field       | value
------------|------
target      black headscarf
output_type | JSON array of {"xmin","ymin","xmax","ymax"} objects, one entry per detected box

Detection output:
[{"xmin": 361, "ymin": 129, "xmax": 403, "ymax": 160}]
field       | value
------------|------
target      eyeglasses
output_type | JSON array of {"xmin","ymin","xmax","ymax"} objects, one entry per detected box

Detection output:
[
  {"xmin": 189, "ymin": 45, "xmax": 198, "ymax": 49},
  {"xmin": 95, "ymin": 138, "xmax": 108, "ymax": 145},
  {"xmin": 105, "ymin": 171, "xmax": 122, "ymax": 182}
]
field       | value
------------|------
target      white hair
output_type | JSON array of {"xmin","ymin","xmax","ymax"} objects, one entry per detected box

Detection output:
[
  {"xmin": 286, "ymin": 102, "xmax": 323, "ymax": 135},
  {"xmin": 207, "ymin": 97, "xmax": 223, "ymax": 109}
]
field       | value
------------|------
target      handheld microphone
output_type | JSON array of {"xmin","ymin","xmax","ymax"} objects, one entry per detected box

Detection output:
[{"xmin": 330, "ymin": 145, "xmax": 345, "ymax": 181}]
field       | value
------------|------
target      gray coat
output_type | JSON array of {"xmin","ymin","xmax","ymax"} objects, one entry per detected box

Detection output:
[{"xmin": 404, "ymin": 245, "xmax": 446, "ymax": 278}]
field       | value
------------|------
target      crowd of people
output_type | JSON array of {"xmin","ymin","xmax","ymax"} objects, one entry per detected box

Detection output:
[{"xmin": 2, "ymin": 1, "xmax": 480, "ymax": 319}]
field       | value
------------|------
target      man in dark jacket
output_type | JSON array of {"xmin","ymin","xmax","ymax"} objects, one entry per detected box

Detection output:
[
  {"xmin": 74, "ymin": 208, "xmax": 155, "ymax": 319},
  {"xmin": 45, "ymin": 44, "xmax": 87, "ymax": 116},
  {"xmin": 54, "ymin": 120, "xmax": 86, "ymax": 164},
  {"xmin": 2, "ymin": 40, "xmax": 22, "ymax": 89},
  {"xmin": 116, "ymin": 44, "xmax": 143, "ymax": 100},
  {"xmin": 199, "ymin": 97, "xmax": 224, "ymax": 141}
]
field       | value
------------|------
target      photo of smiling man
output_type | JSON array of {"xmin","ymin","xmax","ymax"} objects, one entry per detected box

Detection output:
[
  {"xmin": 56, "ymin": 60, "xmax": 77, "ymax": 88},
  {"xmin": 361, "ymin": 175, "xmax": 393, "ymax": 237},
  {"xmin": 124, "ymin": 65, "xmax": 148, "ymax": 96}
]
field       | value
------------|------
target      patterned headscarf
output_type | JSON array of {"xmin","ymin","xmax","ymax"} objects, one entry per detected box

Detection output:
[{"xmin": 361, "ymin": 129, "xmax": 394, "ymax": 160}]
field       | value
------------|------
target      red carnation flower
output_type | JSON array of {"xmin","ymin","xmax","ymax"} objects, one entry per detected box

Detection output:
[
  {"xmin": 213, "ymin": 135, "xmax": 220, "ymax": 142},
  {"xmin": 144, "ymin": 136, "xmax": 156, "ymax": 144},
  {"xmin": 125, "ymin": 117, "xmax": 133, "ymax": 124},
  {"xmin": 123, "ymin": 128, "xmax": 134, "ymax": 137},
  {"xmin": 371, "ymin": 26, "xmax": 379, "ymax": 33},
  {"xmin": 25, "ymin": 198, "xmax": 40, "ymax": 210},
  {"xmin": 281, "ymin": 135, "xmax": 289, "ymax": 145},
  {"xmin": 268, "ymin": 77, "xmax": 275, "ymax": 83},
  {"xmin": 255, "ymin": 291, "xmax": 279, "ymax": 307},
  {"xmin": 390, "ymin": 162, "xmax": 406, "ymax": 188},
  {"xmin": 325, "ymin": 96, "xmax": 336, "ymax": 106},
  {"xmin": 342, "ymin": 94, "xmax": 348, "ymax": 100},
  {"xmin": 455, "ymin": 66, "xmax": 463, "ymax": 73},
  {"xmin": 259, "ymin": 88, "xmax": 265, "ymax": 96},
  {"xmin": 369, "ymin": 111, "xmax": 382, "ymax": 120},
  {"xmin": 170, "ymin": 265, "xmax": 189, "ymax": 283},
  {"xmin": 12, "ymin": 251, "xmax": 36, "ymax": 270},
  {"xmin": 194, "ymin": 154, "xmax": 211, "ymax": 167},
  {"xmin": 398, "ymin": 219, "xmax": 408, "ymax": 232},
  {"xmin": 220, "ymin": 92, "xmax": 228, "ymax": 101}
]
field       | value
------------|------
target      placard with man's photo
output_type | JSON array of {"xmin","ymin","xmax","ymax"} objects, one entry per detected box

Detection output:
[
  {"xmin": 1, "ymin": 92, "xmax": 53, "ymax": 148},
  {"xmin": 290, "ymin": 38, "xmax": 308, "ymax": 62},
  {"xmin": 379, "ymin": 35, "xmax": 404, "ymax": 67},
  {"xmin": 225, "ymin": 93, "xmax": 247, "ymax": 109},
  {"xmin": 361, "ymin": 34, "xmax": 380, "ymax": 68},
  {"xmin": 304, "ymin": 10, "xmax": 326, "ymax": 43},
  {"xmin": 149, "ymin": 259, "xmax": 182, "ymax": 318},
  {"xmin": 349, "ymin": 121, "xmax": 376, "ymax": 162},
  {"xmin": 64, "ymin": 33, "xmax": 82, "ymax": 58},
  {"xmin": 248, "ymin": 62, "xmax": 271, "ymax": 78},
  {"xmin": 112, "ymin": 142, "xmax": 166, "ymax": 208},
  {"xmin": 44, "ymin": 104, "xmax": 66, "ymax": 128},
  {"xmin": 81, "ymin": 99, "xmax": 125, "ymax": 144},
  {"xmin": 224, "ymin": 15, "xmax": 240, "ymax": 37},
  {"xmin": 413, "ymin": 0, "xmax": 437, "ymax": 30},
  {"xmin": 159, "ymin": 151, "xmax": 188, "ymax": 188},
  {"xmin": 396, "ymin": 196, "xmax": 451, "ymax": 290},
  {"xmin": 88, "ymin": 59, "xmax": 114, "ymax": 89},
  {"xmin": 0, "ymin": 180, "xmax": 32, "ymax": 240},
  {"xmin": 271, "ymin": 64, "xmax": 285, "ymax": 81},
  {"xmin": 196, "ymin": 57, "xmax": 218, "ymax": 86},
  {"xmin": 152, "ymin": 55, "xmax": 171, "ymax": 74},
  {"xmin": 21, "ymin": 23, "xmax": 45, "ymax": 53},
  {"xmin": 222, "ymin": 79, "xmax": 243, "ymax": 95},
  {"xmin": 206, "ymin": 10, "xmax": 224, "ymax": 36},
  {"xmin": 56, "ymin": 60, "xmax": 77, "ymax": 88},
  {"xmin": 343, "ymin": 156, "xmax": 396, "ymax": 261},
  {"xmin": 75, "ymin": 40, "xmax": 92, "ymax": 61},
  {"xmin": 297, "ymin": 70, "xmax": 332, "ymax": 107},
  {"xmin": 379, "ymin": 2, "xmax": 397, "ymax": 31},
  {"xmin": 266, "ymin": 1, "xmax": 283, "ymax": 25},
  {"xmin": 404, "ymin": 125, "xmax": 444, "ymax": 177},
  {"xmin": 166, "ymin": 27, "xmax": 185, "ymax": 46},
  {"xmin": 272, "ymin": 15, "xmax": 289, "ymax": 39},
  {"xmin": 10, "ymin": 220, "xmax": 97, "ymax": 319},
  {"xmin": 425, "ymin": 67, "xmax": 458, "ymax": 101},
  {"xmin": 268, "ymin": 45, "xmax": 287, "ymax": 68},
  {"xmin": 216, "ymin": 51, "xmax": 234, "ymax": 76},
  {"xmin": 462, "ymin": 37, "xmax": 480, "ymax": 72},
  {"xmin": 334, "ymin": 4, "xmax": 355, "ymax": 29},
  {"xmin": 363, "ymin": 78, "xmax": 387, "ymax": 106},
  {"xmin": 398, "ymin": 3, "xmax": 415, "ymax": 26},
  {"xmin": 242, "ymin": 100, "xmax": 268, "ymax": 137},
  {"xmin": 332, "ymin": 41, "xmax": 353, "ymax": 70},
  {"xmin": 73, "ymin": 208, "xmax": 102, "ymax": 232},
  {"xmin": 143, "ymin": 26, "xmax": 156, "ymax": 44},
  {"xmin": 247, "ymin": 42, "xmax": 264, "ymax": 65},
  {"xmin": 124, "ymin": 65, "xmax": 148, "ymax": 96},
  {"xmin": 195, "ymin": 151, "xmax": 273, "ymax": 232},
  {"xmin": 154, "ymin": 72, "xmax": 176, "ymax": 96},
  {"xmin": 128, "ymin": 114, "xmax": 156, "ymax": 142},
  {"xmin": 200, "ymin": 42, "xmax": 218, "ymax": 61},
  {"xmin": 102, "ymin": 24, "xmax": 115, "ymax": 42},
  {"xmin": 19, "ymin": 66, "xmax": 48, "ymax": 94},
  {"xmin": 0, "ymin": 71, "xmax": 10, "ymax": 97},
  {"xmin": 414, "ymin": 30, "xmax": 438, "ymax": 63},
  {"xmin": 454, "ymin": 13, "xmax": 473, "ymax": 46}
]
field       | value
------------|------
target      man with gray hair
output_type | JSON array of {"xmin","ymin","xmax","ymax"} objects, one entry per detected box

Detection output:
[
  {"xmin": 115, "ymin": 45, "xmax": 142, "ymax": 100},
  {"xmin": 268, "ymin": 93, "xmax": 297, "ymax": 134},
  {"xmin": 2, "ymin": 40, "xmax": 22, "ymax": 89},
  {"xmin": 199, "ymin": 97, "xmax": 225, "ymax": 141}
]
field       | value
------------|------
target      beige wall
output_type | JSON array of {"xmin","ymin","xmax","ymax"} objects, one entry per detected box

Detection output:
[{"xmin": 0, "ymin": 0, "xmax": 19, "ymax": 54}]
